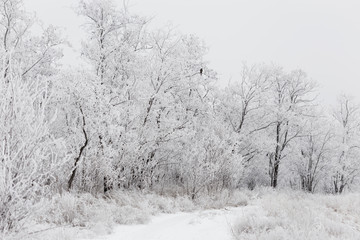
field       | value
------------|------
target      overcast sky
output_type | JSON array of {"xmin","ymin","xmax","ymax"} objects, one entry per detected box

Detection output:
[{"xmin": 24, "ymin": 0, "xmax": 360, "ymax": 104}]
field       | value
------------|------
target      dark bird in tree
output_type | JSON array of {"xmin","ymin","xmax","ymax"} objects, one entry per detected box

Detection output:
[{"xmin": 200, "ymin": 68, "xmax": 203, "ymax": 76}]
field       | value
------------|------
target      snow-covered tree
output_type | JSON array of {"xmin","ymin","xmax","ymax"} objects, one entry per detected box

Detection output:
[
  {"xmin": 0, "ymin": 75, "xmax": 68, "ymax": 233},
  {"xmin": 0, "ymin": 0, "xmax": 63, "ymax": 81},
  {"xmin": 0, "ymin": 0, "xmax": 66, "ymax": 232},
  {"xmin": 331, "ymin": 95, "xmax": 360, "ymax": 193},
  {"xmin": 294, "ymin": 118, "xmax": 333, "ymax": 192},
  {"xmin": 263, "ymin": 69, "xmax": 316, "ymax": 188}
]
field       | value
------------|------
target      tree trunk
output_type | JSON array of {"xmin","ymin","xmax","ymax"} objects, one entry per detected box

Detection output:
[
  {"xmin": 271, "ymin": 162, "xmax": 279, "ymax": 188},
  {"xmin": 270, "ymin": 122, "xmax": 282, "ymax": 188},
  {"xmin": 68, "ymin": 106, "xmax": 88, "ymax": 191}
]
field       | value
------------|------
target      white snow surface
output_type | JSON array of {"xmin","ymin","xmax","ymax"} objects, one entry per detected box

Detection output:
[
  {"xmin": 15, "ymin": 191, "xmax": 360, "ymax": 240},
  {"xmin": 78, "ymin": 207, "xmax": 249, "ymax": 240}
]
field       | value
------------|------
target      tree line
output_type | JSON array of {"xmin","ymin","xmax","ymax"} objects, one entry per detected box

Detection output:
[{"xmin": 1, "ymin": 0, "xmax": 360, "ymax": 232}]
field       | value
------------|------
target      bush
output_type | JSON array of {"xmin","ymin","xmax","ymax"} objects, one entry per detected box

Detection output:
[
  {"xmin": 0, "ymin": 77, "xmax": 68, "ymax": 235},
  {"xmin": 233, "ymin": 191, "xmax": 360, "ymax": 240}
]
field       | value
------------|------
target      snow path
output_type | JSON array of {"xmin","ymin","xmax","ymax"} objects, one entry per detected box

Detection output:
[{"xmin": 80, "ymin": 206, "xmax": 255, "ymax": 240}]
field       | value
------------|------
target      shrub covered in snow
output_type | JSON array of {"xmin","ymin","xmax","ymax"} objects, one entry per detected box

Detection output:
[{"xmin": 233, "ymin": 191, "xmax": 360, "ymax": 240}]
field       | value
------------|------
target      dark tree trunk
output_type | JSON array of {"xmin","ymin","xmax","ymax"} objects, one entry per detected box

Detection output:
[
  {"xmin": 270, "ymin": 122, "xmax": 282, "ymax": 188},
  {"xmin": 271, "ymin": 162, "xmax": 279, "ymax": 188},
  {"xmin": 68, "ymin": 106, "xmax": 88, "ymax": 191}
]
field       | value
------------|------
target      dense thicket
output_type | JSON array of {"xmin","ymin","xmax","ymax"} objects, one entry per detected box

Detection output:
[{"xmin": 1, "ymin": 0, "xmax": 360, "ymax": 233}]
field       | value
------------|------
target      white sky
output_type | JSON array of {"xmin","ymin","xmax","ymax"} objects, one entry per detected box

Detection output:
[{"xmin": 24, "ymin": 0, "xmax": 360, "ymax": 104}]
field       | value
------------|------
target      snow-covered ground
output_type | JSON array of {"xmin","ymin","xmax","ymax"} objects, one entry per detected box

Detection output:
[
  {"xmin": 9, "ymin": 190, "xmax": 360, "ymax": 240},
  {"xmin": 75, "ymin": 191, "xmax": 360, "ymax": 240},
  {"xmin": 85, "ymin": 207, "xmax": 253, "ymax": 240},
  {"xmin": 78, "ymin": 207, "xmax": 249, "ymax": 240}
]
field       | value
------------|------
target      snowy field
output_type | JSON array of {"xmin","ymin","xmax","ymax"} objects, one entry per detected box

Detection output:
[
  {"xmin": 79, "ymin": 208, "xmax": 242, "ymax": 240},
  {"xmin": 12, "ymin": 189, "xmax": 360, "ymax": 240}
]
